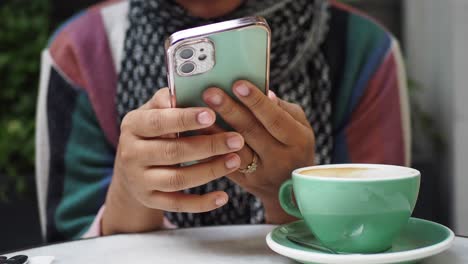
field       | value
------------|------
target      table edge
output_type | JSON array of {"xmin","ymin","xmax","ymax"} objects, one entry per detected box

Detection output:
[
  {"xmin": 3, "ymin": 226, "xmax": 468, "ymax": 256},
  {"xmin": 1, "ymin": 224, "xmax": 277, "ymax": 255}
]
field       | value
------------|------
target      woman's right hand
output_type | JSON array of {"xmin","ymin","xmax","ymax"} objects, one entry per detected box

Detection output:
[{"xmin": 102, "ymin": 88, "xmax": 244, "ymax": 235}]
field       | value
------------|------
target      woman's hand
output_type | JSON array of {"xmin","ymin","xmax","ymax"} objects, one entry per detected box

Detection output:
[
  {"xmin": 102, "ymin": 88, "xmax": 244, "ymax": 235},
  {"xmin": 202, "ymin": 80, "xmax": 316, "ymax": 224}
]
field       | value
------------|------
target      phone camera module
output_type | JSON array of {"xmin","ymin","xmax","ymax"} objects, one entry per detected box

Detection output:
[
  {"xmin": 179, "ymin": 48, "xmax": 194, "ymax": 59},
  {"xmin": 174, "ymin": 38, "xmax": 214, "ymax": 77},
  {"xmin": 180, "ymin": 62, "xmax": 195, "ymax": 74}
]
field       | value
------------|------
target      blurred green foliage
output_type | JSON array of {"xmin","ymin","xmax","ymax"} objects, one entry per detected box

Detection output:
[{"xmin": 0, "ymin": 0, "xmax": 50, "ymax": 201}]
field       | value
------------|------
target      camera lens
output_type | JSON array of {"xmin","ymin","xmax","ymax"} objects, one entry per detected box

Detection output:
[
  {"xmin": 179, "ymin": 48, "xmax": 194, "ymax": 59},
  {"xmin": 180, "ymin": 62, "xmax": 195, "ymax": 74}
]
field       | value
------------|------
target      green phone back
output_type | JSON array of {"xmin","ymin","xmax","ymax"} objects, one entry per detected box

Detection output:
[{"xmin": 174, "ymin": 26, "xmax": 269, "ymax": 110}]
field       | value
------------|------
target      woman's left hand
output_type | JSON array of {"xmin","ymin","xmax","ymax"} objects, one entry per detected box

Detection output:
[{"xmin": 202, "ymin": 80, "xmax": 316, "ymax": 224}]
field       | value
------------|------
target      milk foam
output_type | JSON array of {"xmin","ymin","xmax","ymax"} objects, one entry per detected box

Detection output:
[{"xmin": 299, "ymin": 166, "xmax": 417, "ymax": 179}]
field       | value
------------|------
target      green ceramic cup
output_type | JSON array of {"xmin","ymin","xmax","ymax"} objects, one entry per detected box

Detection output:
[{"xmin": 279, "ymin": 164, "xmax": 420, "ymax": 253}]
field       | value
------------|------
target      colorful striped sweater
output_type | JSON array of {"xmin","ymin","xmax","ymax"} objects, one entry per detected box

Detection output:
[{"xmin": 36, "ymin": 0, "xmax": 410, "ymax": 242}]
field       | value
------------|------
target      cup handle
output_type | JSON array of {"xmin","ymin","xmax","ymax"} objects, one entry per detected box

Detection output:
[{"xmin": 279, "ymin": 179, "xmax": 303, "ymax": 219}]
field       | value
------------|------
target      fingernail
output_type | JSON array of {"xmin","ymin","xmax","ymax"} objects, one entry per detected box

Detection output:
[
  {"xmin": 235, "ymin": 83, "xmax": 250, "ymax": 96},
  {"xmin": 226, "ymin": 135, "xmax": 243, "ymax": 149},
  {"xmin": 197, "ymin": 111, "xmax": 213, "ymax": 125},
  {"xmin": 207, "ymin": 93, "xmax": 223, "ymax": 106},
  {"xmin": 225, "ymin": 155, "xmax": 240, "ymax": 169},
  {"xmin": 268, "ymin": 90, "xmax": 279, "ymax": 105},
  {"xmin": 215, "ymin": 196, "xmax": 228, "ymax": 206},
  {"xmin": 268, "ymin": 90, "xmax": 277, "ymax": 100}
]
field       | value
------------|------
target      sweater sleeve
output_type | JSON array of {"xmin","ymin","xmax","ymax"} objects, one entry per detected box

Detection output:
[
  {"xmin": 347, "ymin": 40, "xmax": 409, "ymax": 165},
  {"xmin": 37, "ymin": 51, "xmax": 116, "ymax": 241},
  {"xmin": 327, "ymin": 4, "xmax": 411, "ymax": 166},
  {"xmin": 36, "ymin": 3, "xmax": 122, "ymax": 241},
  {"xmin": 332, "ymin": 38, "xmax": 410, "ymax": 166}
]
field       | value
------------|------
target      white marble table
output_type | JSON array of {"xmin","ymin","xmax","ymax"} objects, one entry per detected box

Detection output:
[{"xmin": 4, "ymin": 225, "xmax": 468, "ymax": 263}]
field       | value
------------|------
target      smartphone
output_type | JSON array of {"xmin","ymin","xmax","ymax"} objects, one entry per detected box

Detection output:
[{"xmin": 165, "ymin": 16, "xmax": 271, "ymax": 129}]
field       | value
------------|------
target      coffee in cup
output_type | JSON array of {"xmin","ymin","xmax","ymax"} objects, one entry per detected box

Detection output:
[{"xmin": 298, "ymin": 167, "xmax": 381, "ymax": 178}]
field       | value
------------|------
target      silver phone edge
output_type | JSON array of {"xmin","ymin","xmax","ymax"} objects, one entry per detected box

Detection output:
[{"xmin": 165, "ymin": 16, "xmax": 271, "ymax": 108}]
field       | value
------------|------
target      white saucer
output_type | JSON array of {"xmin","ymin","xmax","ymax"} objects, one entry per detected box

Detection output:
[{"xmin": 266, "ymin": 218, "xmax": 454, "ymax": 264}]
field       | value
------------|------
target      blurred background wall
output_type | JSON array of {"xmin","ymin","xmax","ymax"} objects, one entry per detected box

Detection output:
[
  {"xmin": 3, "ymin": 0, "xmax": 457, "ymax": 253},
  {"xmin": 404, "ymin": 0, "xmax": 468, "ymax": 236}
]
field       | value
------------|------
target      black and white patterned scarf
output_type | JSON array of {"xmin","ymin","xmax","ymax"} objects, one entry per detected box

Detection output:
[{"xmin": 117, "ymin": 0, "xmax": 333, "ymax": 227}]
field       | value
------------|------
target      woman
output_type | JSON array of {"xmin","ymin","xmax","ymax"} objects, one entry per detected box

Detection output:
[{"xmin": 37, "ymin": 0, "xmax": 410, "ymax": 241}]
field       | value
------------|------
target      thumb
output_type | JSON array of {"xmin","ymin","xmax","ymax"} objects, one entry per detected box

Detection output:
[
  {"xmin": 141, "ymin": 87, "xmax": 176, "ymax": 138},
  {"xmin": 141, "ymin": 87, "xmax": 172, "ymax": 110}
]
